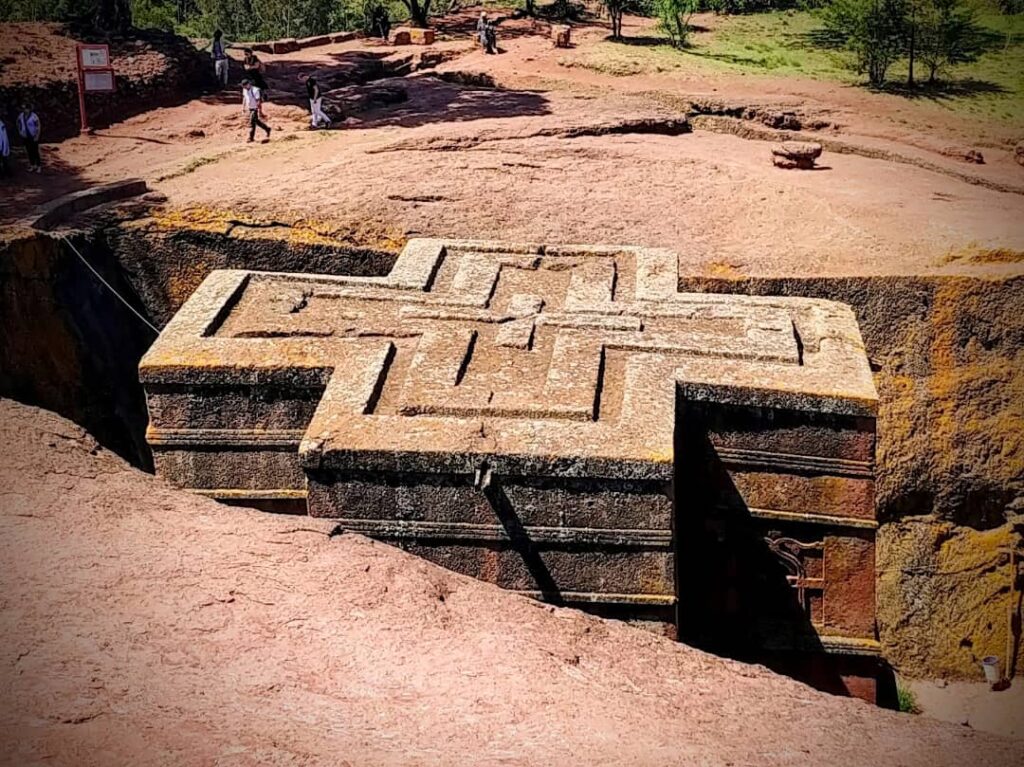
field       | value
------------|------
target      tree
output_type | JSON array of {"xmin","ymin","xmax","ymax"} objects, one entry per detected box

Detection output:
[
  {"xmin": 824, "ymin": 0, "xmax": 907, "ymax": 87},
  {"xmin": 916, "ymin": 0, "xmax": 987, "ymax": 84},
  {"xmin": 603, "ymin": 0, "xmax": 626, "ymax": 39},
  {"xmin": 399, "ymin": 0, "xmax": 431, "ymax": 26},
  {"xmin": 654, "ymin": 0, "xmax": 697, "ymax": 48},
  {"xmin": 96, "ymin": 0, "xmax": 133, "ymax": 30}
]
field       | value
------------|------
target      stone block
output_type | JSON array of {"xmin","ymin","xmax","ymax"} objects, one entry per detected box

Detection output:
[
  {"xmin": 392, "ymin": 26, "xmax": 434, "ymax": 45},
  {"xmin": 270, "ymin": 38, "xmax": 300, "ymax": 54},
  {"xmin": 297, "ymin": 35, "xmax": 331, "ymax": 50},
  {"xmin": 553, "ymin": 25, "xmax": 571, "ymax": 48},
  {"xmin": 142, "ymin": 238, "xmax": 878, "ymax": 692},
  {"xmin": 771, "ymin": 141, "xmax": 823, "ymax": 170}
]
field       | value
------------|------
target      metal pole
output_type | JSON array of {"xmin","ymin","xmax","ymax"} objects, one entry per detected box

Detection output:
[{"xmin": 77, "ymin": 67, "xmax": 89, "ymax": 134}]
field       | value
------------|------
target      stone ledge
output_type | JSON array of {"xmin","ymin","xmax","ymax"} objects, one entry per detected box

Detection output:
[{"xmin": 27, "ymin": 179, "xmax": 149, "ymax": 231}]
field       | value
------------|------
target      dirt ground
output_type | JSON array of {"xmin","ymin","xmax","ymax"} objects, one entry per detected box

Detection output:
[
  {"xmin": 3, "ymin": 12, "xmax": 1022, "ymax": 277},
  {"xmin": 0, "ymin": 396, "xmax": 1021, "ymax": 766}
]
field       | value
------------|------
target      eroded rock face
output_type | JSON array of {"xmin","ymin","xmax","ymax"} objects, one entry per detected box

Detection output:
[
  {"xmin": 676, "ymin": 273, "xmax": 1024, "ymax": 679},
  {"xmin": 878, "ymin": 518, "xmax": 1022, "ymax": 679}
]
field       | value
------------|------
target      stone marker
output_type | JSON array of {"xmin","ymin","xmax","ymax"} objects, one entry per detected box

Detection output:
[
  {"xmin": 141, "ymin": 239, "xmax": 880, "ymax": 700},
  {"xmin": 392, "ymin": 26, "xmax": 435, "ymax": 45},
  {"xmin": 771, "ymin": 141, "xmax": 823, "ymax": 170},
  {"xmin": 553, "ymin": 25, "xmax": 571, "ymax": 48}
]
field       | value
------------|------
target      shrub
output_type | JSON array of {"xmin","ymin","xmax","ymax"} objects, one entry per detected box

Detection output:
[
  {"xmin": 824, "ymin": 0, "xmax": 908, "ymax": 86},
  {"xmin": 655, "ymin": 0, "xmax": 698, "ymax": 47},
  {"xmin": 915, "ymin": 0, "xmax": 988, "ymax": 83}
]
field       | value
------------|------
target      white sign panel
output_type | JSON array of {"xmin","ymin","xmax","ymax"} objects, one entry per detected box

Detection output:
[
  {"xmin": 83, "ymin": 70, "xmax": 116, "ymax": 92},
  {"xmin": 79, "ymin": 47, "xmax": 110, "ymax": 68}
]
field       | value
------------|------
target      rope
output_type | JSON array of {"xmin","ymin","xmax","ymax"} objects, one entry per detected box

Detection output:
[{"xmin": 58, "ymin": 234, "xmax": 162, "ymax": 335}]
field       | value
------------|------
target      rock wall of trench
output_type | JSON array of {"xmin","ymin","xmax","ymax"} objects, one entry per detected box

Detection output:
[
  {"xmin": 678, "ymin": 273, "xmax": 1024, "ymax": 680},
  {"xmin": 4, "ymin": 213, "xmax": 1021, "ymax": 681},
  {"xmin": 0, "ymin": 230, "xmax": 154, "ymax": 468}
]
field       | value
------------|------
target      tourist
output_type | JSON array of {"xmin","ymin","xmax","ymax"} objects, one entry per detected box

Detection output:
[
  {"xmin": 306, "ymin": 76, "xmax": 331, "ymax": 130},
  {"xmin": 210, "ymin": 29, "xmax": 231, "ymax": 87},
  {"xmin": 485, "ymin": 20, "xmax": 497, "ymax": 55},
  {"xmin": 477, "ymin": 12, "xmax": 489, "ymax": 50},
  {"xmin": 241, "ymin": 79, "xmax": 271, "ymax": 143},
  {"xmin": 0, "ymin": 113, "xmax": 9, "ymax": 177},
  {"xmin": 17, "ymin": 104, "xmax": 41, "ymax": 173},
  {"xmin": 372, "ymin": 5, "xmax": 390, "ymax": 40},
  {"xmin": 242, "ymin": 49, "xmax": 269, "ymax": 98}
]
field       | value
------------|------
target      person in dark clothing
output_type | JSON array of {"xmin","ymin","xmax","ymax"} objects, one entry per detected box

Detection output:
[
  {"xmin": 0, "ymin": 112, "xmax": 9, "ymax": 176},
  {"xmin": 210, "ymin": 29, "xmax": 231, "ymax": 86},
  {"xmin": 372, "ymin": 6, "xmax": 390, "ymax": 40},
  {"xmin": 242, "ymin": 49, "xmax": 269, "ymax": 96},
  {"xmin": 241, "ymin": 79, "xmax": 271, "ymax": 143}
]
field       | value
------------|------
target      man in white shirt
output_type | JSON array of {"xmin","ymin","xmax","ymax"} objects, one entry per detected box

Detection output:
[
  {"xmin": 241, "ymin": 79, "xmax": 271, "ymax": 144},
  {"xmin": 17, "ymin": 104, "xmax": 41, "ymax": 173}
]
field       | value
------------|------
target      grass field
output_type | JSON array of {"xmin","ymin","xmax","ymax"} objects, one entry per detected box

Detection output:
[{"xmin": 561, "ymin": 7, "xmax": 1024, "ymax": 123}]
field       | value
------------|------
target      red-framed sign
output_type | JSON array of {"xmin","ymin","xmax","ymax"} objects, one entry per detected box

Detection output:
[
  {"xmin": 78, "ymin": 44, "xmax": 111, "ymax": 69},
  {"xmin": 76, "ymin": 43, "xmax": 116, "ymax": 133}
]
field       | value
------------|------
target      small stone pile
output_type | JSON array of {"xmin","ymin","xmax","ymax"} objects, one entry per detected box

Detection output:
[
  {"xmin": 1015, "ymin": 141, "xmax": 1024, "ymax": 167},
  {"xmin": 771, "ymin": 141, "xmax": 823, "ymax": 170}
]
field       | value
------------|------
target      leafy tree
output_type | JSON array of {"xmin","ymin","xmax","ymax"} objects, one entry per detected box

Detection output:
[
  {"xmin": 94, "ymin": 0, "xmax": 133, "ymax": 30},
  {"xmin": 916, "ymin": 0, "xmax": 987, "ymax": 83},
  {"xmin": 654, "ymin": 0, "xmax": 697, "ymax": 47},
  {"xmin": 1, "ymin": 0, "xmax": 132, "ymax": 30},
  {"xmin": 603, "ymin": 0, "xmax": 627, "ymax": 39},
  {"xmin": 398, "ymin": 0, "xmax": 431, "ymax": 26},
  {"xmin": 824, "ymin": 0, "xmax": 908, "ymax": 87}
]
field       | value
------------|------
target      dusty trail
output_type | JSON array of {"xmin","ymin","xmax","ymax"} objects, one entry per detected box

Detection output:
[{"xmin": 2, "ymin": 397, "xmax": 1023, "ymax": 766}]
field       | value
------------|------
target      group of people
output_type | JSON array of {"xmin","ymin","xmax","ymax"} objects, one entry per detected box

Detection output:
[
  {"xmin": 0, "ymin": 104, "xmax": 43, "ymax": 177},
  {"xmin": 210, "ymin": 29, "xmax": 334, "ymax": 141},
  {"xmin": 477, "ymin": 12, "xmax": 499, "ymax": 55},
  {"xmin": 209, "ymin": 30, "xmax": 269, "ymax": 92}
]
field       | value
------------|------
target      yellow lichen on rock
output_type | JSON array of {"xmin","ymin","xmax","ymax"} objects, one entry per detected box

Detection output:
[{"xmin": 878, "ymin": 517, "xmax": 1022, "ymax": 679}]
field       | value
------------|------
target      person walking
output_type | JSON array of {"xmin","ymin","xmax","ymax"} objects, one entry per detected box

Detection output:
[
  {"xmin": 306, "ymin": 77, "xmax": 332, "ymax": 130},
  {"xmin": 242, "ymin": 49, "xmax": 269, "ymax": 98},
  {"xmin": 17, "ymin": 105, "xmax": 41, "ymax": 173},
  {"xmin": 241, "ymin": 79, "xmax": 271, "ymax": 143},
  {"xmin": 485, "ymin": 20, "xmax": 497, "ymax": 55},
  {"xmin": 477, "ymin": 12, "xmax": 489, "ymax": 50},
  {"xmin": 0, "ymin": 114, "xmax": 9, "ymax": 177},
  {"xmin": 372, "ymin": 5, "xmax": 390, "ymax": 40},
  {"xmin": 210, "ymin": 29, "xmax": 231, "ymax": 87}
]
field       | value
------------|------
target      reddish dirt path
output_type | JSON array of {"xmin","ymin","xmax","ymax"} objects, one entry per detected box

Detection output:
[
  {"xmin": 2, "ymin": 397, "xmax": 1023, "ymax": 766},
  {"xmin": 3, "ymin": 12, "xmax": 1022, "ymax": 277}
]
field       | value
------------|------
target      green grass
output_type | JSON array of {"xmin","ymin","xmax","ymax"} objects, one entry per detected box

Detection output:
[
  {"xmin": 897, "ymin": 684, "xmax": 921, "ymax": 714},
  {"xmin": 563, "ymin": 6, "xmax": 1024, "ymax": 123},
  {"xmin": 156, "ymin": 150, "xmax": 232, "ymax": 182}
]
